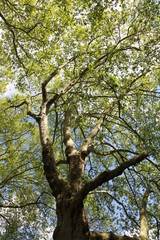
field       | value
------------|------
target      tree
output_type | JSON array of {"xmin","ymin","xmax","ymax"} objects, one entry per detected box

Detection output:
[{"xmin": 0, "ymin": 0, "xmax": 160, "ymax": 239}]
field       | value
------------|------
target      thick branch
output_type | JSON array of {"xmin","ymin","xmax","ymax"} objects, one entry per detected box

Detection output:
[
  {"xmin": 56, "ymin": 160, "xmax": 68, "ymax": 166},
  {"xmin": 38, "ymin": 108, "xmax": 67, "ymax": 196},
  {"xmin": 63, "ymin": 109, "xmax": 77, "ymax": 160},
  {"xmin": 42, "ymin": 55, "xmax": 84, "ymax": 103},
  {"xmin": 63, "ymin": 109, "xmax": 87, "ymax": 190},
  {"xmin": 46, "ymin": 67, "xmax": 89, "ymax": 110},
  {"xmin": 75, "ymin": 151, "xmax": 148, "ymax": 204},
  {"xmin": 79, "ymin": 100, "xmax": 117, "ymax": 159},
  {"xmin": 90, "ymin": 231, "xmax": 139, "ymax": 240},
  {"xmin": 42, "ymin": 68, "xmax": 62, "ymax": 102},
  {"xmin": 139, "ymin": 183, "xmax": 150, "ymax": 240}
]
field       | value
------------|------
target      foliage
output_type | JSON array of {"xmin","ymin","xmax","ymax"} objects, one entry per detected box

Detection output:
[{"xmin": 0, "ymin": 0, "xmax": 160, "ymax": 239}]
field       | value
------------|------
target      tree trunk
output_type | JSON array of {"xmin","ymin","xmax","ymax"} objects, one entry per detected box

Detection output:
[
  {"xmin": 36, "ymin": 98, "xmax": 150, "ymax": 240},
  {"xmin": 53, "ymin": 194, "xmax": 89, "ymax": 240}
]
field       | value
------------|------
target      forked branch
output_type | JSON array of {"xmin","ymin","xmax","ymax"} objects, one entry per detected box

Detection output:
[
  {"xmin": 79, "ymin": 100, "xmax": 117, "ymax": 159},
  {"xmin": 6, "ymin": 100, "xmax": 39, "ymax": 121},
  {"xmin": 42, "ymin": 55, "xmax": 86, "ymax": 104}
]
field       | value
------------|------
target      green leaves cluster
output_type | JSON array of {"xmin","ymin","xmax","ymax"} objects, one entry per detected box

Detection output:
[{"xmin": 0, "ymin": 0, "xmax": 160, "ymax": 239}]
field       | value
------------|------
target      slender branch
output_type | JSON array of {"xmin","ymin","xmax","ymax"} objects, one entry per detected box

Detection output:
[
  {"xmin": 89, "ymin": 146, "xmax": 137, "ymax": 157},
  {"xmin": 130, "ymin": 72, "xmax": 149, "ymax": 89},
  {"xmin": 146, "ymin": 210, "xmax": 160, "ymax": 240},
  {"xmin": 0, "ymin": 147, "xmax": 10, "ymax": 158},
  {"xmin": 89, "ymin": 190, "xmax": 139, "ymax": 227},
  {"xmin": 0, "ymin": 130, "xmax": 30, "ymax": 146},
  {"xmin": 42, "ymin": 61, "xmax": 71, "ymax": 87},
  {"xmin": 0, "ymin": 192, "xmax": 54, "ymax": 210},
  {"xmin": 123, "ymin": 171, "xmax": 140, "ymax": 209},
  {"xmin": 119, "ymin": 116, "xmax": 144, "ymax": 141},
  {"xmin": 0, "ymin": 213, "xmax": 10, "ymax": 225},
  {"xmin": 0, "ymin": 12, "xmax": 27, "ymax": 70},
  {"xmin": 0, "ymin": 165, "xmax": 41, "ymax": 189},
  {"xmin": 6, "ymin": 100, "xmax": 39, "ymax": 121},
  {"xmin": 46, "ymin": 41, "xmax": 144, "ymax": 110},
  {"xmin": 46, "ymin": 47, "xmax": 148, "ymax": 112},
  {"xmin": 146, "ymin": 158, "xmax": 160, "ymax": 171}
]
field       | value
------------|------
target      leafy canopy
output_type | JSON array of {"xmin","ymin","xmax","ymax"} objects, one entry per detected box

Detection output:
[{"xmin": 0, "ymin": 0, "xmax": 160, "ymax": 239}]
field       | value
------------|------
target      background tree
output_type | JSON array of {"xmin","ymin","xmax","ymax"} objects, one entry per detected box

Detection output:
[{"xmin": 0, "ymin": 0, "xmax": 160, "ymax": 239}]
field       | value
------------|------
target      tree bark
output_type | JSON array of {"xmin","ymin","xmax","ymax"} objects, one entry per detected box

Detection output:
[
  {"xmin": 90, "ymin": 232, "xmax": 139, "ymax": 240},
  {"xmin": 63, "ymin": 109, "xmax": 86, "ymax": 191},
  {"xmin": 139, "ymin": 183, "xmax": 150, "ymax": 240},
  {"xmin": 53, "ymin": 193, "xmax": 89, "ymax": 240},
  {"xmin": 38, "ymin": 103, "xmax": 67, "ymax": 197}
]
